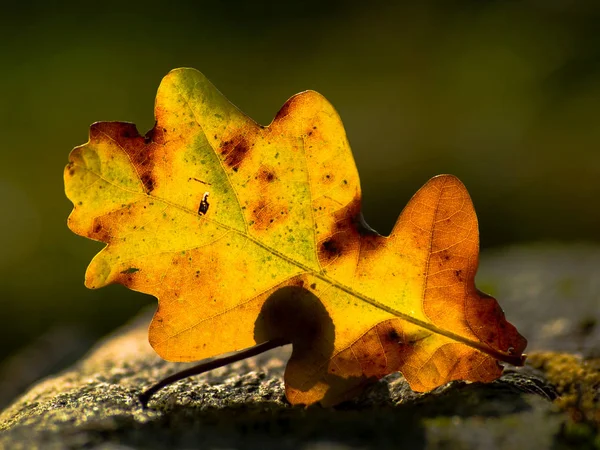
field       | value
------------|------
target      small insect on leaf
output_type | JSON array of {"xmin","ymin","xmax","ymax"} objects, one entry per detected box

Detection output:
[
  {"xmin": 198, "ymin": 192, "xmax": 210, "ymax": 215},
  {"xmin": 64, "ymin": 68, "xmax": 527, "ymax": 407}
]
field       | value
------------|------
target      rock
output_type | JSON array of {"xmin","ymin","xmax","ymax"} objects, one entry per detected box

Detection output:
[
  {"xmin": 1, "ymin": 245, "xmax": 599, "ymax": 449},
  {"xmin": 0, "ymin": 325, "xmax": 94, "ymax": 410},
  {"xmin": 475, "ymin": 244, "xmax": 600, "ymax": 359}
]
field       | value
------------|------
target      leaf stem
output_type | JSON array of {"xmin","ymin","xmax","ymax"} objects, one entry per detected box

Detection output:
[{"xmin": 138, "ymin": 338, "xmax": 290, "ymax": 408}]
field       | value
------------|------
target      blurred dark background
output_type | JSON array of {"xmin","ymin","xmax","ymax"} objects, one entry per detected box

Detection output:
[{"xmin": 1, "ymin": 0, "xmax": 599, "ymax": 406}]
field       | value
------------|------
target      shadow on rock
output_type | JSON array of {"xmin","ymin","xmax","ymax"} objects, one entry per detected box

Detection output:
[
  {"xmin": 83, "ymin": 402, "xmax": 426, "ymax": 450},
  {"xmin": 81, "ymin": 369, "xmax": 556, "ymax": 450}
]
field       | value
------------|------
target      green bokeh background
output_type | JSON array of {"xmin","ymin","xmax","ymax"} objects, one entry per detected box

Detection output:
[{"xmin": 1, "ymin": 1, "xmax": 599, "ymax": 366}]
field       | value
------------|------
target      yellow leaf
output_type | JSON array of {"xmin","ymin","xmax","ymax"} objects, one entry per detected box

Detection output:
[{"xmin": 65, "ymin": 68, "xmax": 526, "ymax": 406}]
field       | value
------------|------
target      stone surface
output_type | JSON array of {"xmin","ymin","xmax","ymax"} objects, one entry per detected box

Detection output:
[
  {"xmin": 1, "ymin": 244, "xmax": 599, "ymax": 449},
  {"xmin": 475, "ymin": 244, "xmax": 600, "ymax": 359}
]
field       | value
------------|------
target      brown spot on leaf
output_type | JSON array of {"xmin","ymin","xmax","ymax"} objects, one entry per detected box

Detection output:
[
  {"xmin": 90, "ymin": 122, "xmax": 158, "ymax": 194},
  {"xmin": 114, "ymin": 268, "xmax": 141, "ymax": 287},
  {"xmin": 323, "ymin": 173, "xmax": 334, "ymax": 184},
  {"xmin": 387, "ymin": 328, "xmax": 400, "ymax": 342},
  {"xmin": 140, "ymin": 173, "xmax": 155, "ymax": 193},
  {"xmin": 318, "ymin": 196, "xmax": 382, "ymax": 266},
  {"xmin": 220, "ymin": 136, "xmax": 251, "ymax": 171},
  {"xmin": 249, "ymin": 198, "xmax": 288, "ymax": 231},
  {"xmin": 90, "ymin": 219, "xmax": 111, "ymax": 242},
  {"xmin": 256, "ymin": 165, "xmax": 277, "ymax": 184},
  {"xmin": 376, "ymin": 321, "xmax": 421, "ymax": 374},
  {"xmin": 320, "ymin": 238, "xmax": 341, "ymax": 262}
]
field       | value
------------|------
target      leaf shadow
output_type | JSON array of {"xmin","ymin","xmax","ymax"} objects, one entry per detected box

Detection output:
[
  {"xmin": 253, "ymin": 285, "xmax": 338, "ymax": 398},
  {"xmin": 254, "ymin": 285, "xmax": 335, "ymax": 362}
]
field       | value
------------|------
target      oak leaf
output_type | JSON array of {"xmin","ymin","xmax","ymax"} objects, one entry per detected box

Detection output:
[{"xmin": 64, "ymin": 68, "xmax": 527, "ymax": 406}]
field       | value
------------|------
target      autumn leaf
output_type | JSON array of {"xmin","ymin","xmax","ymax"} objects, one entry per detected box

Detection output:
[{"xmin": 64, "ymin": 68, "xmax": 526, "ymax": 406}]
